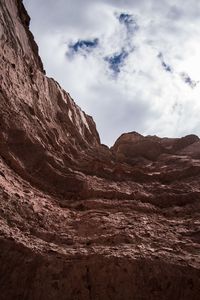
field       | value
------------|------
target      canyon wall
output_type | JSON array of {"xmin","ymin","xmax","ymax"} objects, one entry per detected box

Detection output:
[{"xmin": 0, "ymin": 1, "xmax": 200, "ymax": 299}]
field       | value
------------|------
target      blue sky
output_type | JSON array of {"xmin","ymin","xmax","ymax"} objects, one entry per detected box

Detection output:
[
  {"xmin": 67, "ymin": 38, "xmax": 99, "ymax": 57},
  {"xmin": 24, "ymin": 0, "xmax": 200, "ymax": 146}
]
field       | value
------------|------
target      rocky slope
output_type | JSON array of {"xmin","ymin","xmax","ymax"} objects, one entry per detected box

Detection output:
[{"xmin": 0, "ymin": 1, "xmax": 200, "ymax": 299}]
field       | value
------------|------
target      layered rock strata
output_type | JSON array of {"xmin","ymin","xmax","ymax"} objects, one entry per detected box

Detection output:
[{"xmin": 0, "ymin": 1, "xmax": 200, "ymax": 299}]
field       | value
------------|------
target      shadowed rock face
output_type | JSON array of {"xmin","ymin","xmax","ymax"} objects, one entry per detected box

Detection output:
[{"xmin": 0, "ymin": 1, "xmax": 200, "ymax": 299}]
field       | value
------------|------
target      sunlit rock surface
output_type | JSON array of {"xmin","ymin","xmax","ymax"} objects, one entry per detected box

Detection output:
[{"xmin": 0, "ymin": 1, "xmax": 200, "ymax": 299}]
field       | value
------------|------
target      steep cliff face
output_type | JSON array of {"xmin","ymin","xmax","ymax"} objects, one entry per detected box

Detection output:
[
  {"xmin": 0, "ymin": 0, "xmax": 102, "ymax": 198},
  {"xmin": 0, "ymin": 1, "xmax": 200, "ymax": 299}
]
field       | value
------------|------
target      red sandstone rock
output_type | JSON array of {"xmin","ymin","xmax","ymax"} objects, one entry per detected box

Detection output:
[{"xmin": 0, "ymin": 1, "xmax": 200, "ymax": 299}]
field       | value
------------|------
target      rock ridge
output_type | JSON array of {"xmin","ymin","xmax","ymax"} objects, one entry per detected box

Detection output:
[{"xmin": 0, "ymin": 1, "xmax": 200, "ymax": 299}]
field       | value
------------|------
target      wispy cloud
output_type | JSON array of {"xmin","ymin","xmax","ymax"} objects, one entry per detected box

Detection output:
[
  {"xmin": 105, "ymin": 50, "xmax": 129, "ymax": 74},
  {"xmin": 180, "ymin": 72, "xmax": 199, "ymax": 88},
  {"xmin": 24, "ymin": 0, "xmax": 200, "ymax": 145},
  {"xmin": 117, "ymin": 13, "xmax": 139, "ymax": 34},
  {"xmin": 67, "ymin": 38, "xmax": 99, "ymax": 57},
  {"xmin": 158, "ymin": 52, "xmax": 173, "ymax": 73}
]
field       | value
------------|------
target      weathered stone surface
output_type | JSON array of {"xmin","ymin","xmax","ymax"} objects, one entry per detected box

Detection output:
[{"xmin": 0, "ymin": 1, "xmax": 200, "ymax": 299}]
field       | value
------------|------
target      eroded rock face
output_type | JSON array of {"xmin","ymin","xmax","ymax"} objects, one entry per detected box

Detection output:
[{"xmin": 0, "ymin": 1, "xmax": 200, "ymax": 299}]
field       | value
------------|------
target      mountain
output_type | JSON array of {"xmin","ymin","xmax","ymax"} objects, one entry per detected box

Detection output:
[{"xmin": 0, "ymin": 1, "xmax": 200, "ymax": 299}]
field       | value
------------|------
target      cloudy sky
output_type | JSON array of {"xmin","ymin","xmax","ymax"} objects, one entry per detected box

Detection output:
[{"xmin": 24, "ymin": 0, "xmax": 200, "ymax": 146}]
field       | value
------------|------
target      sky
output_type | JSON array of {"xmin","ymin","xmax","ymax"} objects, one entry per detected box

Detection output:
[{"xmin": 23, "ymin": 0, "xmax": 200, "ymax": 146}]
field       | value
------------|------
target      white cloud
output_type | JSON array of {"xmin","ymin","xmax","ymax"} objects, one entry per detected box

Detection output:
[{"xmin": 24, "ymin": 0, "xmax": 200, "ymax": 146}]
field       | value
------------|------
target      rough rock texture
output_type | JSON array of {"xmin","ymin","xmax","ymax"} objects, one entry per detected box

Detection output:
[{"xmin": 0, "ymin": 1, "xmax": 200, "ymax": 299}]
